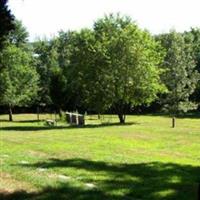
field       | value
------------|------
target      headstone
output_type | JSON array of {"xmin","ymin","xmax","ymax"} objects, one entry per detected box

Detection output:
[
  {"xmin": 20, "ymin": 160, "xmax": 29, "ymax": 164},
  {"xmin": 71, "ymin": 114, "xmax": 77, "ymax": 124},
  {"xmin": 66, "ymin": 112, "xmax": 85, "ymax": 126},
  {"xmin": 85, "ymin": 183, "xmax": 96, "ymax": 188},
  {"xmin": 38, "ymin": 168, "xmax": 46, "ymax": 172},
  {"xmin": 78, "ymin": 115, "xmax": 85, "ymax": 125},
  {"xmin": 58, "ymin": 175, "xmax": 71, "ymax": 181}
]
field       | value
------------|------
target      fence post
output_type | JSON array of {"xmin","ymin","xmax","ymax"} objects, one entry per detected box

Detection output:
[{"xmin": 172, "ymin": 117, "xmax": 175, "ymax": 128}]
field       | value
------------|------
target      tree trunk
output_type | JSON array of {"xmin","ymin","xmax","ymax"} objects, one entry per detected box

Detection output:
[
  {"xmin": 37, "ymin": 106, "xmax": 40, "ymax": 121},
  {"xmin": 9, "ymin": 105, "xmax": 13, "ymax": 121},
  {"xmin": 118, "ymin": 113, "xmax": 126, "ymax": 124}
]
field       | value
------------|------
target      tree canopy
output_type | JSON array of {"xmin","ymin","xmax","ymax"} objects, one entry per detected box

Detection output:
[
  {"xmin": 184, "ymin": 28, "xmax": 200, "ymax": 107},
  {"xmin": 1, "ymin": 14, "xmax": 200, "ymax": 123},
  {"xmin": 65, "ymin": 14, "xmax": 166, "ymax": 123},
  {"xmin": 0, "ymin": 19, "xmax": 39, "ymax": 121},
  {"xmin": 157, "ymin": 31, "xmax": 200, "ymax": 115}
]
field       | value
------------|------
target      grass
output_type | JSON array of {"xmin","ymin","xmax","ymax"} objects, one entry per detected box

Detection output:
[{"xmin": 0, "ymin": 113, "xmax": 200, "ymax": 200}]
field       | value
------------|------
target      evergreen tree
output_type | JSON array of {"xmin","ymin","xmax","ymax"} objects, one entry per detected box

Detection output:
[{"xmin": 0, "ymin": 0, "xmax": 15, "ymax": 48}]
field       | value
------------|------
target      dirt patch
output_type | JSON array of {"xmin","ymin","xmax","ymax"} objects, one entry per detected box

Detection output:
[
  {"xmin": 0, "ymin": 172, "xmax": 35, "ymax": 193},
  {"xmin": 28, "ymin": 150, "xmax": 48, "ymax": 158}
]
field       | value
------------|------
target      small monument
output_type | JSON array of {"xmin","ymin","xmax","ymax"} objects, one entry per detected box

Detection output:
[{"xmin": 66, "ymin": 112, "xmax": 85, "ymax": 126}]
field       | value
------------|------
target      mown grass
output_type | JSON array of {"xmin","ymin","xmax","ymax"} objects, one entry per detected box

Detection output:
[{"xmin": 0, "ymin": 114, "xmax": 200, "ymax": 200}]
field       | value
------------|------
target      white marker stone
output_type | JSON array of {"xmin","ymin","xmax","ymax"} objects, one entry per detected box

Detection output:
[
  {"xmin": 38, "ymin": 168, "xmax": 46, "ymax": 172},
  {"xmin": 20, "ymin": 160, "xmax": 29, "ymax": 164},
  {"xmin": 58, "ymin": 175, "xmax": 71, "ymax": 181},
  {"xmin": 85, "ymin": 183, "xmax": 96, "ymax": 188},
  {"xmin": 1, "ymin": 154, "xmax": 9, "ymax": 158}
]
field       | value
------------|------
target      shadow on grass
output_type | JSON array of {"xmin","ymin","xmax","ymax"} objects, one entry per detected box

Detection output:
[
  {"xmin": 0, "ymin": 122, "xmax": 137, "ymax": 131},
  {"xmin": 16, "ymin": 120, "xmax": 42, "ymax": 123},
  {"xmin": 0, "ymin": 119, "xmax": 41, "ymax": 123},
  {"xmin": 0, "ymin": 126, "xmax": 69, "ymax": 131},
  {"xmin": 0, "ymin": 119, "xmax": 10, "ymax": 122},
  {"xmin": 176, "ymin": 113, "xmax": 200, "ymax": 119},
  {"xmin": 146, "ymin": 113, "xmax": 200, "ymax": 119},
  {"xmin": 2, "ymin": 159, "xmax": 199, "ymax": 200}
]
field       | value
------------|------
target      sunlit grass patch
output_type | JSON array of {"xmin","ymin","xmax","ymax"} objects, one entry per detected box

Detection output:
[{"xmin": 0, "ymin": 114, "xmax": 199, "ymax": 199}]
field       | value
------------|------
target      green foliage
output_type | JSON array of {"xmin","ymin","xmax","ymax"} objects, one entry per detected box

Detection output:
[
  {"xmin": 29, "ymin": 14, "xmax": 200, "ymax": 120},
  {"xmin": 2, "ymin": 14, "xmax": 198, "ymax": 121},
  {"xmin": 157, "ymin": 31, "xmax": 200, "ymax": 115},
  {"xmin": 0, "ymin": 19, "xmax": 30, "ymax": 72},
  {"xmin": 0, "ymin": 45, "xmax": 39, "ymax": 107},
  {"xmin": 64, "ymin": 29, "xmax": 97, "ymax": 111},
  {"xmin": 56, "ymin": 31, "xmax": 81, "ymax": 110},
  {"xmin": 68, "ymin": 14, "xmax": 166, "ymax": 122},
  {"xmin": 184, "ymin": 28, "xmax": 200, "ymax": 105},
  {"xmin": 33, "ymin": 39, "xmax": 57, "ymax": 106}
]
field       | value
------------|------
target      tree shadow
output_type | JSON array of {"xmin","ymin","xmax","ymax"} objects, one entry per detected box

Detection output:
[
  {"xmin": 146, "ymin": 113, "xmax": 200, "ymax": 119},
  {"xmin": 0, "ymin": 119, "xmax": 10, "ymax": 122},
  {"xmin": 0, "ymin": 126, "xmax": 70, "ymax": 131},
  {"xmin": 176, "ymin": 113, "xmax": 200, "ymax": 119},
  {"xmin": 0, "ymin": 119, "xmax": 41, "ymax": 123},
  {"xmin": 16, "ymin": 120, "xmax": 41, "ymax": 123},
  {"xmin": 3, "ymin": 158, "xmax": 199, "ymax": 200},
  {"xmin": 0, "ymin": 122, "xmax": 137, "ymax": 131},
  {"xmin": 0, "ymin": 184, "xmax": 110, "ymax": 200}
]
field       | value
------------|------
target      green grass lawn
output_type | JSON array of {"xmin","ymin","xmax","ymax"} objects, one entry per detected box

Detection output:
[{"xmin": 0, "ymin": 114, "xmax": 200, "ymax": 200}]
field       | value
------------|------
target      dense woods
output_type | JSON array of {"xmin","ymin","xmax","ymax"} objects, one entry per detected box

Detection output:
[{"xmin": 0, "ymin": 13, "xmax": 199, "ymax": 122}]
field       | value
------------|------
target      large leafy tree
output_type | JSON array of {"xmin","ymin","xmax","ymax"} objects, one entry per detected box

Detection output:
[
  {"xmin": 184, "ymin": 28, "xmax": 200, "ymax": 108},
  {"xmin": 47, "ymin": 37, "xmax": 68, "ymax": 113},
  {"xmin": 64, "ymin": 29, "xmax": 96, "ymax": 112},
  {"xmin": 69, "ymin": 14, "xmax": 165, "ymax": 123},
  {"xmin": 34, "ymin": 30, "xmax": 96, "ymax": 113},
  {"xmin": 33, "ymin": 37, "xmax": 68, "ymax": 114},
  {"xmin": 55, "ymin": 31, "xmax": 78, "ymax": 111},
  {"xmin": 157, "ymin": 31, "xmax": 200, "ymax": 122},
  {"xmin": 0, "ymin": 19, "xmax": 39, "ymax": 121},
  {"xmin": 0, "ymin": 45, "xmax": 39, "ymax": 121},
  {"xmin": 0, "ymin": 19, "xmax": 29, "ymax": 73},
  {"xmin": 33, "ymin": 40, "xmax": 54, "ymax": 106}
]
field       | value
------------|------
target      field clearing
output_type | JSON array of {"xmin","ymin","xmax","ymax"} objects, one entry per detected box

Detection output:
[{"xmin": 0, "ymin": 114, "xmax": 200, "ymax": 200}]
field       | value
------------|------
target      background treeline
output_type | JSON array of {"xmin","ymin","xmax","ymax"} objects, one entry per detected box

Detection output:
[{"xmin": 0, "ymin": 14, "xmax": 199, "ymax": 123}]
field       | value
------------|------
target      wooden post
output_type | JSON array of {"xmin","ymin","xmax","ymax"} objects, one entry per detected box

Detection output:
[
  {"xmin": 172, "ymin": 117, "xmax": 175, "ymax": 128},
  {"xmin": 9, "ymin": 105, "xmax": 13, "ymax": 122},
  {"xmin": 37, "ymin": 106, "xmax": 40, "ymax": 121},
  {"xmin": 54, "ymin": 111, "xmax": 57, "ymax": 126}
]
